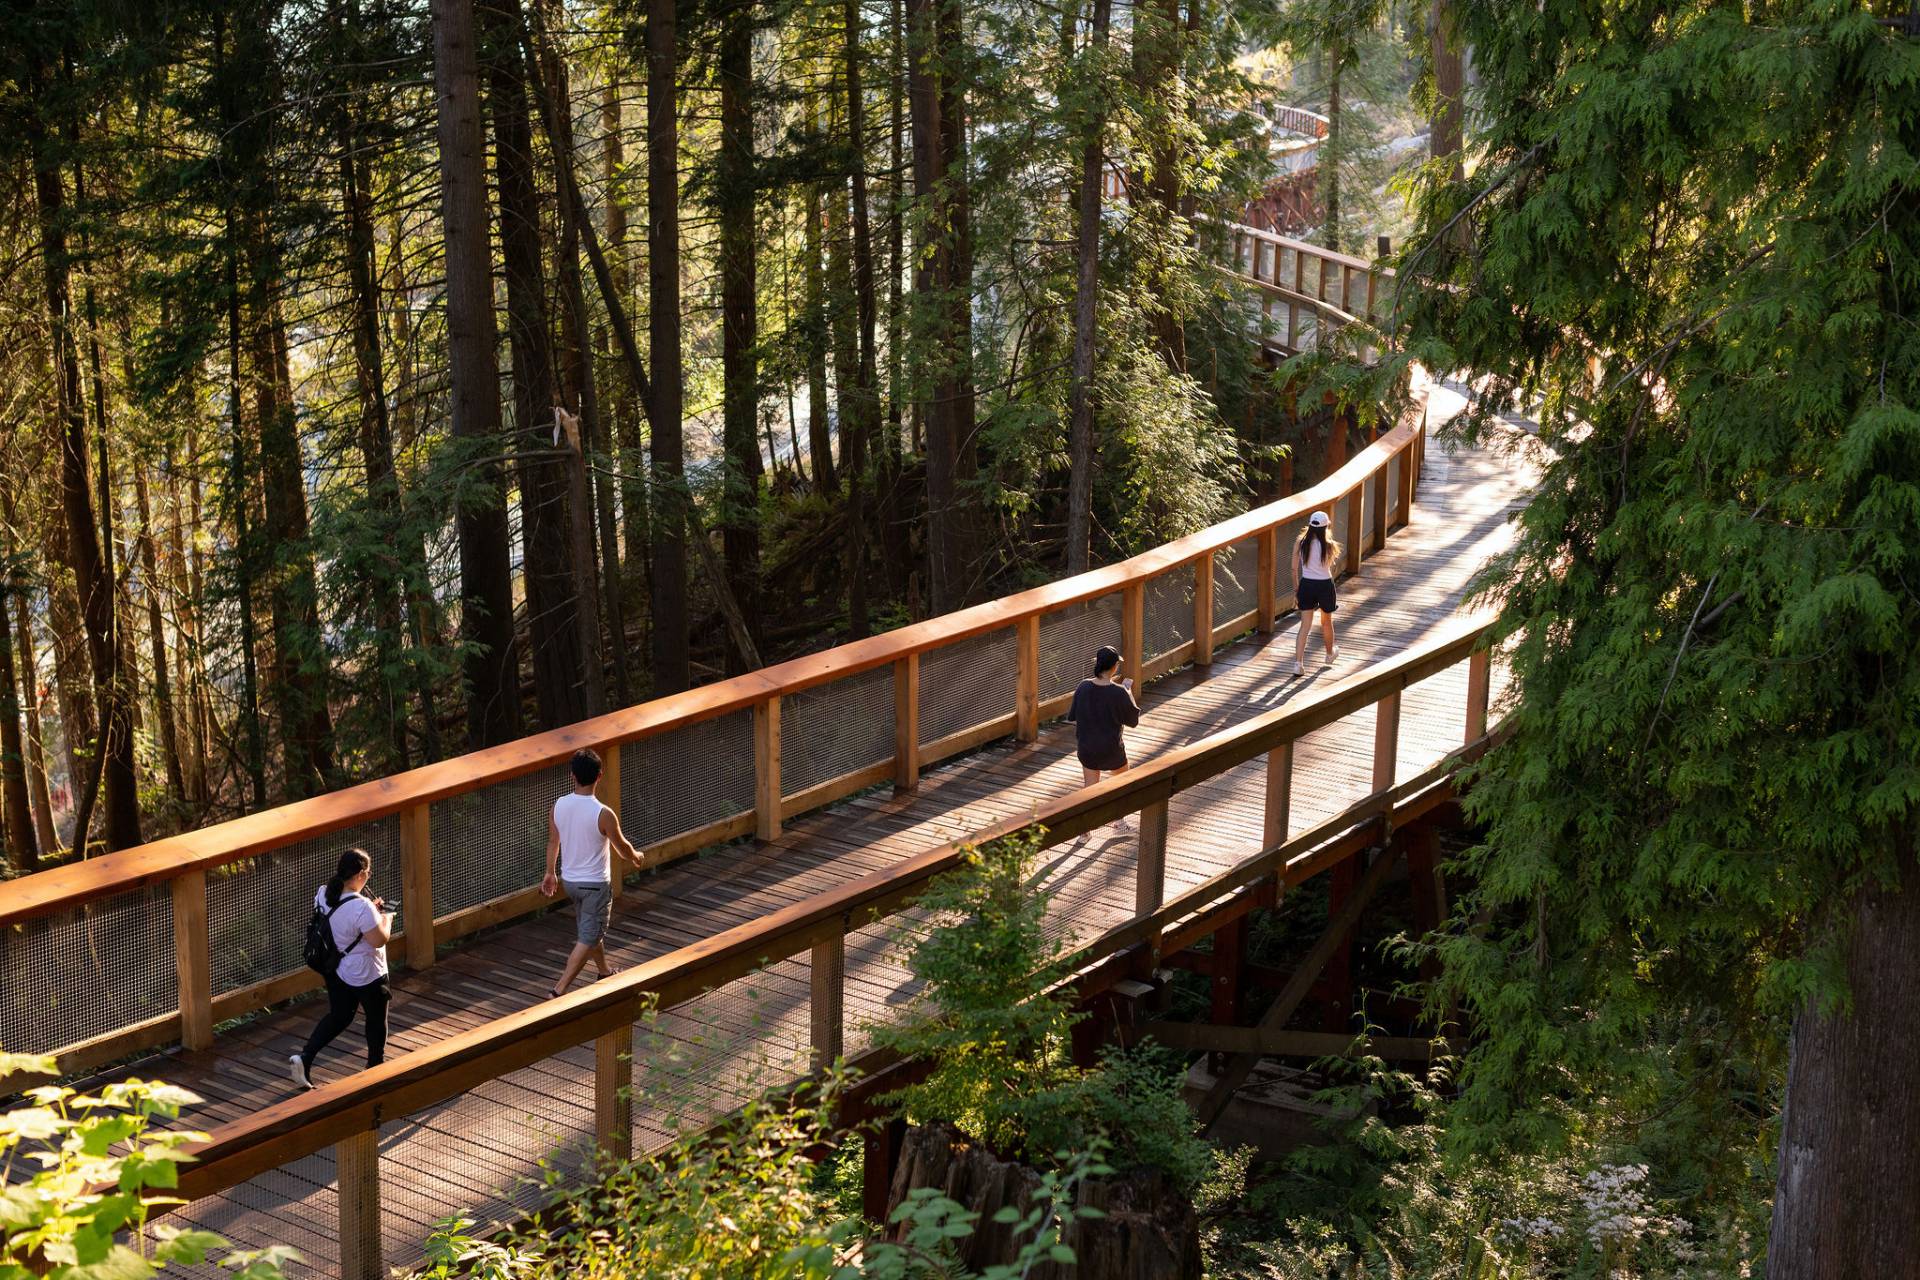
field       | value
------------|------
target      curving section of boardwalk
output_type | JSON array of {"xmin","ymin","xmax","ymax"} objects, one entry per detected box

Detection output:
[
  {"xmin": 0, "ymin": 223, "xmax": 1539, "ymax": 1278},
  {"xmin": 36, "ymin": 377, "xmax": 1528, "ymax": 1279}
]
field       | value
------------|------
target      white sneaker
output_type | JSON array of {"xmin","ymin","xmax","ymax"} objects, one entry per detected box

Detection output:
[
  {"xmin": 1324, "ymin": 647, "xmax": 1339, "ymax": 667},
  {"xmin": 1291, "ymin": 660, "xmax": 1305, "ymax": 677},
  {"xmin": 289, "ymin": 1054, "xmax": 313, "ymax": 1090}
]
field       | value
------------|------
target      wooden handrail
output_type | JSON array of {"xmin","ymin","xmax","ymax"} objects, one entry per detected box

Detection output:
[
  {"xmin": 0, "ymin": 417, "xmax": 1415, "ymax": 931},
  {"xmin": 170, "ymin": 611, "xmax": 1494, "ymax": 1204}
]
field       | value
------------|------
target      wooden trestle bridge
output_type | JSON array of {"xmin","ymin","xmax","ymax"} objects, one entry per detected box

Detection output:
[{"xmin": 0, "ymin": 222, "xmax": 1535, "ymax": 1278}]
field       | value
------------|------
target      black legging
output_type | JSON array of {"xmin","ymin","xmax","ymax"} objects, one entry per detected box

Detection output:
[{"xmin": 300, "ymin": 974, "xmax": 390, "ymax": 1071}]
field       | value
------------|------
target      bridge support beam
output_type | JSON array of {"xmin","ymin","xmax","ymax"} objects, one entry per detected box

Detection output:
[
  {"xmin": 1263, "ymin": 742, "xmax": 1293, "ymax": 853},
  {"xmin": 336, "ymin": 1129, "xmax": 382, "ymax": 1280},
  {"xmin": 1466, "ymin": 648, "xmax": 1490, "ymax": 744},
  {"xmin": 1136, "ymin": 800, "xmax": 1169, "ymax": 920}
]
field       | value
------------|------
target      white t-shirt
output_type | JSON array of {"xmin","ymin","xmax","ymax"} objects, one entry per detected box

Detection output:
[
  {"xmin": 554, "ymin": 792, "xmax": 611, "ymax": 884},
  {"xmin": 313, "ymin": 887, "xmax": 387, "ymax": 987}
]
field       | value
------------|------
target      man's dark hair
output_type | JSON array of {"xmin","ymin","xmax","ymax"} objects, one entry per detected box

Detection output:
[
  {"xmin": 1094, "ymin": 645, "xmax": 1122, "ymax": 676},
  {"xmin": 570, "ymin": 749, "xmax": 603, "ymax": 786}
]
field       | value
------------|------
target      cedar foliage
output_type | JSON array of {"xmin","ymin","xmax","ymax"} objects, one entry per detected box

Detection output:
[{"xmin": 1375, "ymin": 0, "xmax": 1920, "ymax": 1258}]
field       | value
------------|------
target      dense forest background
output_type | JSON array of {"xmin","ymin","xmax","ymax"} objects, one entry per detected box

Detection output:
[{"xmin": 0, "ymin": 0, "xmax": 1432, "ymax": 864}]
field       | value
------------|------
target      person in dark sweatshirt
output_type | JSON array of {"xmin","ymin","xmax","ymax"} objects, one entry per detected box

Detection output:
[{"xmin": 1067, "ymin": 644, "xmax": 1142, "ymax": 787}]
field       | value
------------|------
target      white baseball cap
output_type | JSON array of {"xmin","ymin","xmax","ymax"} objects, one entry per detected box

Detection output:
[{"xmin": 1308, "ymin": 511, "xmax": 1330, "ymax": 527}]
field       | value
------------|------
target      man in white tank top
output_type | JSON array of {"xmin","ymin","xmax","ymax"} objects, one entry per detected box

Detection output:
[{"xmin": 540, "ymin": 748, "xmax": 644, "ymax": 998}]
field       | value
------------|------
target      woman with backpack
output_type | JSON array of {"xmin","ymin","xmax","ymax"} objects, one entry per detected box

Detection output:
[
  {"xmin": 1292, "ymin": 511, "xmax": 1342, "ymax": 677},
  {"xmin": 290, "ymin": 848, "xmax": 392, "ymax": 1090}
]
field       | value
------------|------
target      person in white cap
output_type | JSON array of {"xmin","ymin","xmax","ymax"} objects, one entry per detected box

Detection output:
[{"xmin": 1291, "ymin": 511, "xmax": 1342, "ymax": 676}]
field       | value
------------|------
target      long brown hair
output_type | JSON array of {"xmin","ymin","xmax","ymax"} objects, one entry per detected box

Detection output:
[
  {"xmin": 1295, "ymin": 524, "xmax": 1342, "ymax": 570},
  {"xmin": 325, "ymin": 848, "xmax": 372, "ymax": 907}
]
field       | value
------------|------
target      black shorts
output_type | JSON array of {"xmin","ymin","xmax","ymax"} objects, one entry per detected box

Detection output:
[
  {"xmin": 1077, "ymin": 742, "xmax": 1128, "ymax": 772},
  {"xmin": 1296, "ymin": 577, "xmax": 1338, "ymax": 613}
]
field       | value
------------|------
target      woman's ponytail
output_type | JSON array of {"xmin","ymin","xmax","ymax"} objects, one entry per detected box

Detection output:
[{"xmin": 326, "ymin": 848, "xmax": 372, "ymax": 907}]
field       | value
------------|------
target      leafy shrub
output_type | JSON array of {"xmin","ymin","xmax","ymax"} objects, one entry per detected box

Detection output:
[
  {"xmin": 0, "ymin": 1051, "xmax": 294, "ymax": 1280},
  {"xmin": 413, "ymin": 1069, "xmax": 1106, "ymax": 1280},
  {"xmin": 872, "ymin": 828, "xmax": 1211, "ymax": 1193}
]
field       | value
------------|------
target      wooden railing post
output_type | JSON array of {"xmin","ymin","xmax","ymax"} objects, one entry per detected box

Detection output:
[
  {"xmin": 1255, "ymin": 529, "xmax": 1278, "ymax": 635},
  {"xmin": 1372, "ymin": 691, "xmax": 1402, "ymax": 793},
  {"xmin": 1015, "ymin": 615, "xmax": 1040, "ymax": 742},
  {"xmin": 811, "ymin": 927, "xmax": 846, "ymax": 1070},
  {"xmin": 1371, "ymin": 466, "xmax": 1389, "ymax": 552},
  {"xmin": 336, "ymin": 1129, "xmax": 382, "ymax": 1280},
  {"xmin": 1466, "ymin": 648, "xmax": 1491, "ymax": 744},
  {"xmin": 1396, "ymin": 440, "xmax": 1415, "ymax": 529},
  {"xmin": 893, "ymin": 654, "xmax": 920, "ymax": 791},
  {"xmin": 755, "ymin": 695, "xmax": 782, "ymax": 841},
  {"xmin": 399, "ymin": 804, "xmax": 435, "ymax": 972},
  {"xmin": 1136, "ymin": 800, "xmax": 1169, "ymax": 917},
  {"xmin": 172, "ymin": 869, "xmax": 211, "ymax": 1051},
  {"xmin": 1121, "ymin": 582, "xmax": 1145, "ymax": 688},
  {"xmin": 595, "ymin": 1023, "xmax": 633, "ymax": 1161},
  {"xmin": 1262, "ymin": 742, "xmax": 1293, "ymax": 849},
  {"xmin": 1345, "ymin": 485, "xmax": 1364, "ymax": 578},
  {"xmin": 600, "ymin": 742, "xmax": 622, "ymax": 818},
  {"xmin": 1192, "ymin": 556, "xmax": 1215, "ymax": 667}
]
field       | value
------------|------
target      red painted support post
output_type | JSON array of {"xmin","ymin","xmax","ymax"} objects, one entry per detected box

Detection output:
[{"xmin": 1323, "ymin": 856, "xmax": 1357, "ymax": 1032}]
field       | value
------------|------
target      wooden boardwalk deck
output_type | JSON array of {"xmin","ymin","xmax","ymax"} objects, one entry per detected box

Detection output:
[{"xmin": 85, "ymin": 389, "xmax": 1532, "ymax": 1277}]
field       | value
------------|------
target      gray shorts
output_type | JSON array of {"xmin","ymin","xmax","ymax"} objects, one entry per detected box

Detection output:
[{"xmin": 563, "ymin": 880, "xmax": 613, "ymax": 946}]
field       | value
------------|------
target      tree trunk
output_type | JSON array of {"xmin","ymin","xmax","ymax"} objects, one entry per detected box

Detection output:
[
  {"xmin": 27, "ymin": 77, "xmax": 141, "ymax": 851},
  {"xmin": 647, "ymin": 0, "xmax": 690, "ymax": 693},
  {"xmin": 0, "ymin": 564, "xmax": 39, "ymax": 871},
  {"xmin": 334, "ymin": 3, "xmax": 415, "ymax": 772},
  {"xmin": 886, "ymin": 1123, "xmax": 1201, "ymax": 1279},
  {"xmin": 842, "ymin": 0, "xmax": 881, "ymax": 639},
  {"xmin": 1064, "ymin": 0, "xmax": 1111, "ymax": 577},
  {"xmin": 431, "ymin": 0, "xmax": 525, "ymax": 747},
  {"xmin": 1138, "ymin": 0, "xmax": 1185, "ymax": 375},
  {"xmin": 880, "ymin": 0, "xmax": 912, "ymax": 603},
  {"xmin": 906, "ymin": 0, "xmax": 970, "ymax": 612},
  {"xmin": 804, "ymin": 156, "xmax": 836, "ymax": 496},
  {"xmin": 540, "ymin": 9, "xmax": 616, "ymax": 713},
  {"xmin": 224, "ymin": 206, "xmax": 267, "ymax": 808},
  {"xmin": 256, "ymin": 294, "xmax": 337, "ymax": 797},
  {"xmin": 1324, "ymin": 48, "xmax": 1342, "ymax": 254},
  {"xmin": 1768, "ymin": 861, "xmax": 1920, "ymax": 1278},
  {"xmin": 479, "ymin": 0, "xmax": 593, "ymax": 730},
  {"xmin": 719, "ymin": 2, "xmax": 764, "ymax": 672},
  {"xmin": 603, "ymin": 83, "xmax": 649, "ymax": 623},
  {"xmin": 133, "ymin": 473, "xmax": 187, "ymax": 812}
]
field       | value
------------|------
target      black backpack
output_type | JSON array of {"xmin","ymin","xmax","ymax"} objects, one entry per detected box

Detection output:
[{"xmin": 303, "ymin": 894, "xmax": 363, "ymax": 978}]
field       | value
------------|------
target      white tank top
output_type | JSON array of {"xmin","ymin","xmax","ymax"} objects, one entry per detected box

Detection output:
[
  {"xmin": 553, "ymin": 792, "xmax": 611, "ymax": 884},
  {"xmin": 1301, "ymin": 538, "xmax": 1333, "ymax": 580}
]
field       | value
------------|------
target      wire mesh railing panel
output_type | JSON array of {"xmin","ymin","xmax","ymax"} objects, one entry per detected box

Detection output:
[
  {"xmin": 429, "ymin": 762, "xmax": 577, "ymax": 920},
  {"xmin": 1330, "ymin": 492, "xmax": 1352, "ymax": 559},
  {"xmin": 377, "ymin": 1047, "xmax": 599, "ymax": 1273},
  {"xmin": 1213, "ymin": 539, "xmax": 1259, "ymax": 631},
  {"xmin": 918, "ymin": 626, "xmax": 1018, "ymax": 746},
  {"xmin": 209, "ymin": 817, "xmax": 403, "ymax": 997},
  {"xmin": 1038, "ymin": 594, "xmax": 1125, "ymax": 702},
  {"xmin": 841, "ymin": 913, "xmax": 922, "ymax": 1063},
  {"xmin": 142, "ymin": 1148, "xmax": 339, "ymax": 1279},
  {"xmin": 1387, "ymin": 451, "xmax": 1403, "ymax": 525},
  {"xmin": 0, "ymin": 882, "xmax": 175, "ymax": 1056},
  {"xmin": 1395, "ymin": 665, "xmax": 1473, "ymax": 788},
  {"xmin": 1272, "ymin": 515, "xmax": 1311, "ymax": 607},
  {"xmin": 620, "ymin": 709, "xmax": 755, "ymax": 847},
  {"xmin": 632, "ymin": 958, "xmax": 813, "ymax": 1147},
  {"xmin": 1144, "ymin": 564, "xmax": 1195, "ymax": 666},
  {"xmin": 781, "ymin": 665, "xmax": 897, "ymax": 797}
]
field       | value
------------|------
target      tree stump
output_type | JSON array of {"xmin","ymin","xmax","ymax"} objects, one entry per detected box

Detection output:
[{"xmin": 884, "ymin": 1123, "xmax": 1202, "ymax": 1280}]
